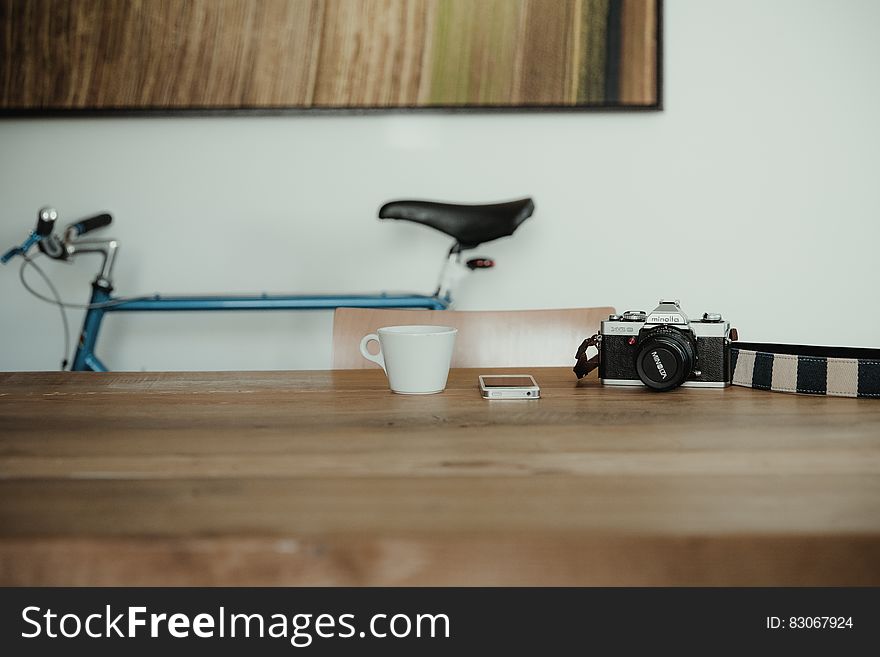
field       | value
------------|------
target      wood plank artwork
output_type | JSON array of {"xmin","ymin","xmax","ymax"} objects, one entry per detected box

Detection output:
[{"xmin": 0, "ymin": 0, "xmax": 660, "ymax": 110}]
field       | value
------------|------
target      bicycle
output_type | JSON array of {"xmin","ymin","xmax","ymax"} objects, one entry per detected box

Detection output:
[{"xmin": 2, "ymin": 198, "xmax": 535, "ymax": 371}]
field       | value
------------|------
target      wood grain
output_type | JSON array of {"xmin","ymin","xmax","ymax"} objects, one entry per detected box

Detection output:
[
  {"xmin": 0, "ymin": 0, "xmax": 326, "ymax": 108},
  {"xmin": 1, "ymin": 367, "xmax": 878, "ymax": 585},
  {"xmin": 576, "ymin": 0, "xmax": 610, "ymax": 104},
  {"xmin": 515, "ymin": 0, "xmax": 580, "ymax": 105},
  {"xmin": 2, "ymin": 535, "xmax": 877, "ymax": 587},
  {"xmin": 423, "ymin": 0, "xmax": 525, "ymax": 106},
  {"xmin": 312, "ymin": 0, "xmax": 429, "ymax": 107},
  {"xmin": 619, "ymin": 0, "xmax": 657, "ymax": 105}
]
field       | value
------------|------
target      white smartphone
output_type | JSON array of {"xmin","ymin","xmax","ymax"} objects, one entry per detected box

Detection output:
[{"xmin": 479, "ymin": 374, "xmax": 541, "ymax": 399}]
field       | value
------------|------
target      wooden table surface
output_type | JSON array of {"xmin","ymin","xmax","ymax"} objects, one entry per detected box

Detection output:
[{"xmin": 1, "ymin": 367, "xmax": 878, "ymax": 586}]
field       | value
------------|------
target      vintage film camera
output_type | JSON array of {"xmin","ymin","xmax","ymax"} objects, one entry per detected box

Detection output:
[{"xmin": 575, "ymin": 299, "xmax": 735, "ymax": 391}]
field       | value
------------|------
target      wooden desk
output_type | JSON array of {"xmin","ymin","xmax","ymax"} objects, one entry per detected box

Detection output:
[{"xmin": 1, "ymin": 368, "xmax": 878, "ymax": 586}]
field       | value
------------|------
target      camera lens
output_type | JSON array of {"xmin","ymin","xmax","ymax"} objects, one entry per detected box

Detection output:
[{"xmin": 634, "ymin": 327, "xmax": 696, "ymax": 391}]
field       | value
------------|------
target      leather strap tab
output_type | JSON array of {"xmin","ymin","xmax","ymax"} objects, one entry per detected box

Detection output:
[{"xmin": 574, "ymin": 334, "xmax": 601, "ymax": 379}]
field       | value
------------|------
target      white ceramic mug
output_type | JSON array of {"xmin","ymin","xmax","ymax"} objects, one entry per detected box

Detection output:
[{"xmin": 359, "ymin": 325, "xmax": 458, "ymax": 394}]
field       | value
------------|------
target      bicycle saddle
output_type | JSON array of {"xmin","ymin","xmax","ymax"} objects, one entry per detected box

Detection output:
[{"xmin": 379, "ymin": 197, "xmax": 534, "ymax": 249}]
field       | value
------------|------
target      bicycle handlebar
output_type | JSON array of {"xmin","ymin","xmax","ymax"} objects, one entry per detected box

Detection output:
[
  {"xmin": 2, "ymin": 207, "xmax": 115, "ymax": 265},
  {"xmin": 69, "ymin": 213, "xmax": 112, "ymax": 237}
]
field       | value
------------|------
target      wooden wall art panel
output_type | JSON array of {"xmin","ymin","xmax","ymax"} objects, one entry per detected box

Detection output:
[{"xmin": 0, "ymin": 0, "xmax": 661, "ymax": 112}]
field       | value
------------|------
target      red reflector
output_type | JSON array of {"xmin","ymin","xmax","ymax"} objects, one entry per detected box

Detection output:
[{"xmin": 628, "ymin": 337, "xmax": 637, "ymax": 345}]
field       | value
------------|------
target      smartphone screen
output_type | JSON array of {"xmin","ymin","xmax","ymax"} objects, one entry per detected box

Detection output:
[{"xmin": 482, "ymin": 376, "xmax": 537, "ymax": 388}]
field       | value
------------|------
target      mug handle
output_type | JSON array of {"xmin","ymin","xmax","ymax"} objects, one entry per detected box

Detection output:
[{"xmin": 359, "ymin": 333, "xmax": 385, "ymax": 371}]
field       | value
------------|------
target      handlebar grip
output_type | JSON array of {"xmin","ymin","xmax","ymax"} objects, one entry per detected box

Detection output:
[
  {"xmin": 35, "ymin": 207, "xmax": 58, "ymax": 237},
  {"xmin": 71, "ymin": 212, "xmax": 112, "ymax": 236}
]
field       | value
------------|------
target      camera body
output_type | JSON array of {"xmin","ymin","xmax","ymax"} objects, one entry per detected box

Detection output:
[{"xmin": 599, "ymin": 299, "xmax": 732, "ymax": 391}]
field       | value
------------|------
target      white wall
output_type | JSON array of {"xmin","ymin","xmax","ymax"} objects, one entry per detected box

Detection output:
[{"xmin": 1, "ymin": 0, "xmax": 878, "ymax": 371}]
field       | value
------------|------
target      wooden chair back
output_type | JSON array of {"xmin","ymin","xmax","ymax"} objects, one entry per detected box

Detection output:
[{"xmin": 331, "ymin": 306, "xmax": 615, "ymax": 369}]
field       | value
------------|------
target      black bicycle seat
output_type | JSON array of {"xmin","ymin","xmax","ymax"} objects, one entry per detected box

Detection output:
[{"xmin": 379, "ymin": 197, "xmax": 534, "ymax": 249}]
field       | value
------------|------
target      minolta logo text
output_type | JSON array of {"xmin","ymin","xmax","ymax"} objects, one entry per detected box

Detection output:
[
  {"xmin": 652, "ymin": 351, "xmax": 667, "ymax": 379},
  {"xmin": 647, "ymin": 314, "xmax": 684, "ymax": 324}
]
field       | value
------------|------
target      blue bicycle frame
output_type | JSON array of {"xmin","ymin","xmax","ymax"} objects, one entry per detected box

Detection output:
[
  {"xmin": 72, "ymin": 283, "xmax": 449, "ymax": 372},
  {"xmin": 6, "ymin": 201, "xmax": 528, "ymax": 372}
]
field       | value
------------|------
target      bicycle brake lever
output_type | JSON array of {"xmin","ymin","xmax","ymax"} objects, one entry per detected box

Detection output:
[{"xmin": 1, "ymin": 232, "xmax": 41, "ymax": 264}]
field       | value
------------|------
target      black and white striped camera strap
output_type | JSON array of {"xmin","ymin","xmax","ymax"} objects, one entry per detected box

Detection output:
[{"xmin": 730, "ymin": 342, "xmax": 880, "ymax": 399}]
